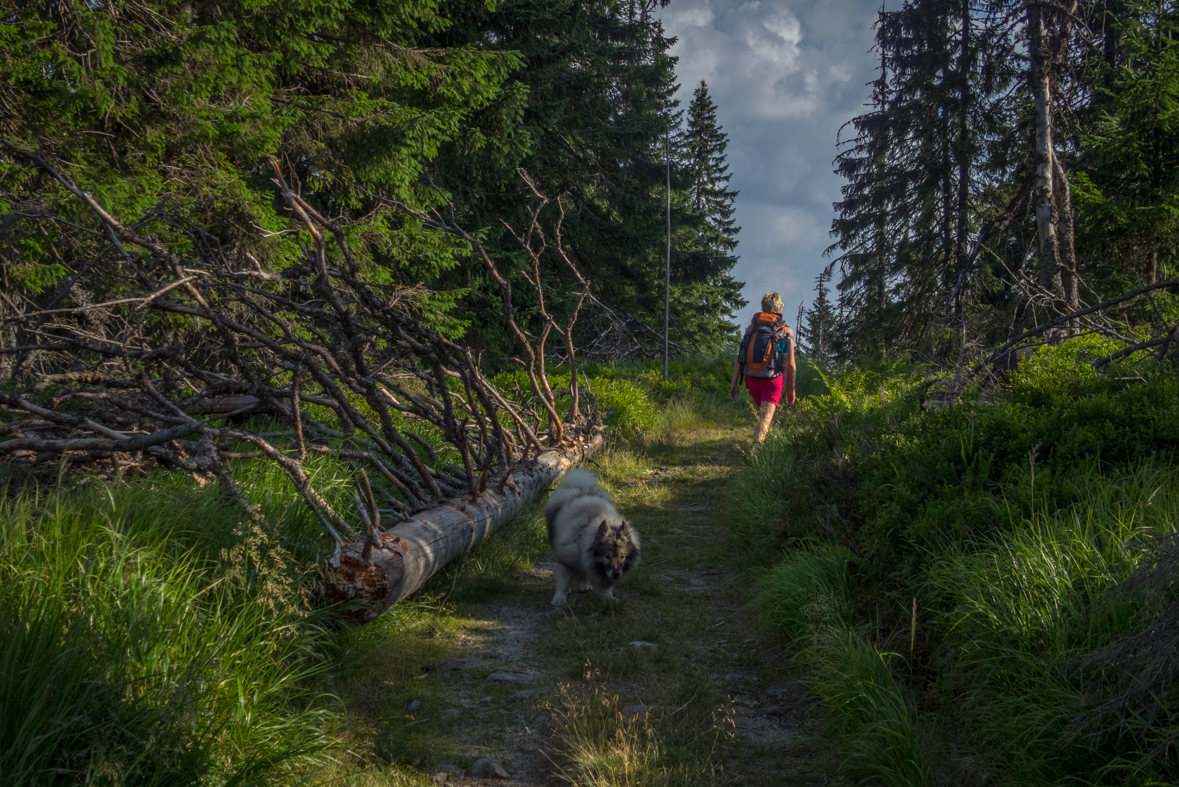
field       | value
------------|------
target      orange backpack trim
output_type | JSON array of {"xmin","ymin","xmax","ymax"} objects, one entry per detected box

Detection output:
[{"xmin": 743, "ymin": 313, "xmax": 792, "ymax": 375}]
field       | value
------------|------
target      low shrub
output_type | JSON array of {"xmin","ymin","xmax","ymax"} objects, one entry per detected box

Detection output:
[{"xmin": 589, "ymin": 377, "xmax": 659, "ymax": 437}]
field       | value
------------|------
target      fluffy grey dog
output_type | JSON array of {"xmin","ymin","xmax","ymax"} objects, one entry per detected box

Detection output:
[{"xmin": 544, "ymin": 469, "xmax": 641, "ymax": 606}]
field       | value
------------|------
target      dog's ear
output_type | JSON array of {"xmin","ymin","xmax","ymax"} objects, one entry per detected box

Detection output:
[{"xmin": 597, "ymin": 519, "xmax": 609, "ymax": 537}]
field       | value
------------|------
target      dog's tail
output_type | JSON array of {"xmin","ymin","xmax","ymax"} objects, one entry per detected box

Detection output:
[
  {"xmin": 558, "ymin": 469, "xmax": 600, "ymax": 493},
  {"xmin": 545, "ymin": 469, "xmax": 606, "ymax": 536}
]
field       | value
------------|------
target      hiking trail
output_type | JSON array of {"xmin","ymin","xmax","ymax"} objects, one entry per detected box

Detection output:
[{"xmin": 325, "ymin": 423, "xmax": 842, "ymax": 786}]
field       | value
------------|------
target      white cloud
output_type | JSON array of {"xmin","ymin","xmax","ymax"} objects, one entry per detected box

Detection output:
[
  {"xmin": 660, "ymin": 0, "xmax": 880, "ymax": 324},
  {"xmin": 674, "ymin": 4, "xmax": 715, "ymax": 27}
]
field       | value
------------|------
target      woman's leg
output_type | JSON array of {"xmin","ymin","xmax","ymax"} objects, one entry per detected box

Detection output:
[{"xmin": 754, "ymin": 401, "xmax": 777, "ymax": 442}]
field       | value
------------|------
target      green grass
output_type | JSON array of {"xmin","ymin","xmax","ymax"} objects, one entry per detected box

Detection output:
[
  {"xmin": 751, "ymin": 544, "xmax": 935, "ymax": 787},
  {"xmin": 544, "ymin": 678, "xmax": 734, "ymax": 787},
  {"xmin": 808, "ymin": 630, "xmax": 937, "ymax": 787},
  {"xmin": 752, "ymin": 542, "xmax": 860, "ymax": 645},
  {"xmin": 728, "ymin": 344, "xmax": 1179, "ymax": 786},
  {"xmin": 0, "ymin": 482, "xmax": 339, "ymax": 787}
]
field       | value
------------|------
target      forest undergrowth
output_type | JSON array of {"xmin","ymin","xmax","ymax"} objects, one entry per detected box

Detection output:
[
  {"xmin": 729, "ymin": 339, "xmax": 1179, "ymax": 786},
  {"xmin": 15, "ymin": 343, "xmax": 1177, "ymax": 787}
]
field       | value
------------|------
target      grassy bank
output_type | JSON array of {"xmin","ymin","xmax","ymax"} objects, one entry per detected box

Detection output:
[
  {"xmin": 728, "ymin": 341, "xmax": 1179, "ymax": 785},
  {"xmin": 0, "ymin": 463, "xmax": 342, "ymax": 786}
]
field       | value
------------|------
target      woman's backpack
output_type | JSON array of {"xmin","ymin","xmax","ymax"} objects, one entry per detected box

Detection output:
[{"xmin": 739, "ymin": 313, "xmax": 793, "ymax": 379}]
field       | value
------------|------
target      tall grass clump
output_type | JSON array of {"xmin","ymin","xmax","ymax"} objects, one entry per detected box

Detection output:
[
  {"xmin": 730, "ymin": 341, "xmax": 1179, "ymax": 785},
  {"xmin": 752, "ymin": 543, "xmax": 858, "ymax": 643},
  {"xmin": 724, "ymin": 439, "xmax": 803, "ymax": 564},
  {"xmin": 655, "ymin": 391, "xmax": 744, "ymax": 432},
  {"xmin": 808, "ymin": 631, "xmax": 938, "ymax": 787},
  {"xmin": 591, "ymin": 377, "xmax": 659, "ymax": 436},
  {"xmin": 921, "ymin": 464, "xmax": 1179, "ymax": 784},
  {"xmin": 0, "ymin": 475, "xmax": 342, "ymax": 786},
  {"xmin": 545, "ymin": 680, "xmax": 733, "ymax": 787},
  {"xmin": 753, "ymin": 544, "xmax": 937, "ymax": 786}
]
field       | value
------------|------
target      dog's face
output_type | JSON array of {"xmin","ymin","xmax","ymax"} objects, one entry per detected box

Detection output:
[{"xmin": 592, "ymin": 519, "xmax": 639, "ymax": 585}]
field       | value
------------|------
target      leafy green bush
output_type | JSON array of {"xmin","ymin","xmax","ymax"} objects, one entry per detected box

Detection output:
[
  {"xmin": 492, "ymin": 356, "xmax": 744, "ymax": 439},
  {"xmin": 1009, "ymin": 333, "xmax": 1124, "ymax": 405},
  {"xmin": 589, "ymin": 377, "xmax": 658, "ymax": 437},
  {"xmin": 858, "ymin": 370, "xmax": 1179, "ymax": 566}
]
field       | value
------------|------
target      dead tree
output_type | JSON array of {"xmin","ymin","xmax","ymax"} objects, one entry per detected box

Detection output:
[
  {"xmin": 0, "ymin": 145, "xmax": 602, "ymax": 620},
  {"xmin": 1027, "ymin": 0, "xmax": 1081, "ymax": 313}
]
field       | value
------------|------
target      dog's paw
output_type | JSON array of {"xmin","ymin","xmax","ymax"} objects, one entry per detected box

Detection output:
[{"xmin": 551, "ymin": 594, "xmax": 568, "ymax": 606}]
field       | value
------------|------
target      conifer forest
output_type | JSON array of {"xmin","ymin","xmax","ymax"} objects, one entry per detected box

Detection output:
[{"xmin": 4, "ymin": 0, "xmax": 1179, "ymax": 785}]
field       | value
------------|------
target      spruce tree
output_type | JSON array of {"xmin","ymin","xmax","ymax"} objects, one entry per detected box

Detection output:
[
  {"xmin": 668, "ymin": 80, "xmax": 745, "ymax": 350},
  {"xmin": 802, "ymin": 269, "xmax": 838, "ymax": 369},
  {"xmin": 1074, "ymin": 0, "xmax": 1179, "ymax": 292},
  {"xmin": 684, "ymin": 81, "xmax": 740, "ymax": 258},
  {"xmin": 432, "ymin": 2, "xmax": 745, "ymax": 354},
  {"xmin": 0, "ymin": 0, "xmax": 529, "ymax": 318},
  {"xmin": 827, "ymin": 0, "xmax": 1018, "ymax": 359},
  {"xmin": 825, "ymin": 0, "xmax": 1179, "ymax": 362}
]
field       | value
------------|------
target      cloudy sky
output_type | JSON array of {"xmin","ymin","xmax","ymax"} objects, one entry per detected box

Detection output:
[{"xmin": 658, "ymin": 0, "xmax": 882, "ymax": 328}]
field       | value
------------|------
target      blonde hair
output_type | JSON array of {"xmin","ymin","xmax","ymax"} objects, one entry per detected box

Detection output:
[{"xmin": 761, "ymin": 292, "xmax": 783, "ymax": 315}]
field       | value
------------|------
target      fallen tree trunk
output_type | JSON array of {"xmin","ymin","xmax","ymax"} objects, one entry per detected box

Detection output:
[
  {"xmin": 2, "ymin": 149, "xmax": 612, "ymax": 619},
  {"xmin": 326, "ymin": 430, "xmax": 604, "ymax": 622}
]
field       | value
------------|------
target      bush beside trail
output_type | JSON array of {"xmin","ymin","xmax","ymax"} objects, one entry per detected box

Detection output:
[{"xmin": 729, "ymin": 343, "xmax": 1179, "ymax": 786}]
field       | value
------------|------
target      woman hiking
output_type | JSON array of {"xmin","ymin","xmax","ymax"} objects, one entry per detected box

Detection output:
[{"xmin": 729, "ymin": 291, "xmax": 796, "ymax": 442}]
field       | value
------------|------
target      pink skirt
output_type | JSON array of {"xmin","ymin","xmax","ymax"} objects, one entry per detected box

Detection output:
[{"xmin": 746, "ymin": 375, "xmax": 784, "ymax": 407}]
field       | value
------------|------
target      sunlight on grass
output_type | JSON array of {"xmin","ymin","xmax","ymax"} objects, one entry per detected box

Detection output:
[
  {"xmin": 0, "ymin": 487, "xmax": 339, "ymax": 787},
  {"xmin": 545, "ymin": 679, "xmax": 734, "ymax": 787},
  {"xmin": 0, "ymin": 355, "xmax": 792, "ymax": 786}
]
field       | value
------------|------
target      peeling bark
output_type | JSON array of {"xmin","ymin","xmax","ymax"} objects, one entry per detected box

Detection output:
[{"xmin": 325, "ymin": 431, "xmax": 604, "ymax": 622}]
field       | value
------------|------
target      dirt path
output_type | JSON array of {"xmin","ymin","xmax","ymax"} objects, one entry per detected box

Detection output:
[{"xmin": 324, "ymin": 424, "xmax": 841, "ymax": 786}]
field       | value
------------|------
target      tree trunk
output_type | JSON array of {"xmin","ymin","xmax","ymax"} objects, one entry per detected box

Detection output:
[
  {"xmin": 956, "ymin": 0, "xmax": 971, "ymax": 276},
  {"xmin": 1030, "ymin": 3, "xmax": 1064, "ymax": 302},
  {"xmin": 1053, "ymin": 156, "xmax": 1080, "ymax": 312},
  {"xmin": 325, "ymin": 431, "xmax": 604, "ymax": 622}
]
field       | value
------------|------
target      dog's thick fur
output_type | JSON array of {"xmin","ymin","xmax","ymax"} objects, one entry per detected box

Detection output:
[{"xmin": 544, "ymin": 469, "xmax": 641, "ymax": 606}]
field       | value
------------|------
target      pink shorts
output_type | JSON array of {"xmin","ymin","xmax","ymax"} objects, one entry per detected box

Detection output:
[{"xmin": 746, "ymin": 375, "xmax": 784, "ymax": 407}]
